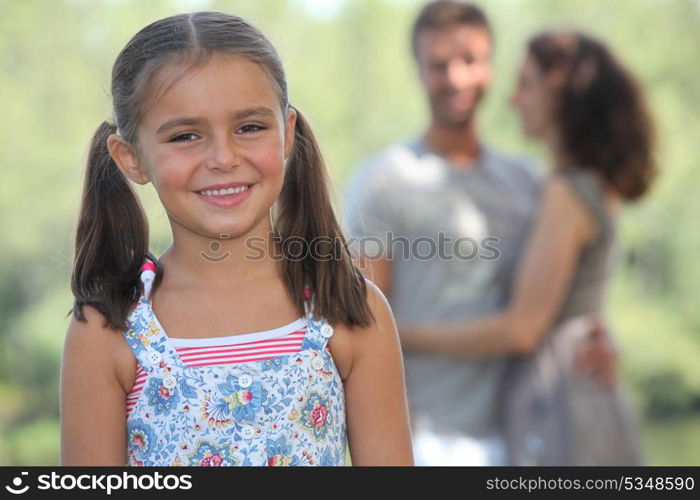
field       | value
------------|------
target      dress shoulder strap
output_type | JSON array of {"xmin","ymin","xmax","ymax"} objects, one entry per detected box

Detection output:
[
  {"xmin": 123, "ymin": 260, "xmax": 178, "ymax": 373},
  {"xmin": 559, "ymin": 169, "xmax": 614, "ymax": 241},
  {"xmin": 301, "ymin": 285, "xmax": 336, "ymax": 352}
]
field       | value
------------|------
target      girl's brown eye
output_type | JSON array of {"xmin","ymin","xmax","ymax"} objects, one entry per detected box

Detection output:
[
  {"xmin": 239, "ymin": 124, "xmax": 266, "ymax": 134},
  {"xmin": 170, "ymin": 133, "xmax": 198, "ymax": 142}
]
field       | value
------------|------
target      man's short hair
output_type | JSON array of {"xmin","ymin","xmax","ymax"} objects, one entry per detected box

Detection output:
[{"xmin": 411, "ymin": 1, "xmax": 492, "ymax": 56}]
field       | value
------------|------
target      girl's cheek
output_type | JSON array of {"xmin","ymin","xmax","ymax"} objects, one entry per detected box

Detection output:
[
  {"xmin": 156, "ymin": 162, "xmax": 191, "ymax": 187},
  {"xmin": 147, "ymin": 162, "xmax": 196, "ymax": 204},
  {"xmin": 246, "ymin": 142, "xmax": 286, "ymax": 177}
]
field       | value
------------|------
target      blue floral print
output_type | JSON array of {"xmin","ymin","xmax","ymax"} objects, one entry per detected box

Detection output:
[
  {"xmin": 261, "ymin": 357, "xmax": 284, "ymax": 372},
  {"xmin": 187, "ymin": 441, "xmax": 239, "ymax": 466},
  {"xmin": 145, "ymin": 377, "xmax": 179, "ymax": 416},
  {"xmin": 123, "ymin": 278, "xmax": 346, "ymax": 467},
  {"xmin": 127, "ymin": 419, "xmax": 158, "ymax": 456},
  {"xmin": 299, "ymin": 392, "xmax": 333, "ymax": 441}
]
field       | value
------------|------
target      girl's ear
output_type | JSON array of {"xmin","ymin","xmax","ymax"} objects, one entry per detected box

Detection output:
[
  {"xmin": 106, "ymin": 134, "xmax": 150, "ymax": 185},
  {"xmin": 283, "ymin": 107, "xmax": 298, "ymax": 161}
]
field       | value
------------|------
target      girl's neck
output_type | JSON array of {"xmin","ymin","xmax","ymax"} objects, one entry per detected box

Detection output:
[{"xmin": 159, "ymin": 215, "xmax": 281, "ymax": 290}]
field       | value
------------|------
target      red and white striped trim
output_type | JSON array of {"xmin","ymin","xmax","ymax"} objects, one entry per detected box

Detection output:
[
  {"xmin": 126, "ymin": 365, "xmax": 149, "ymax": 413},
  {"xmin": 126, "ymin": 325, "xmax": 307, "ymax": 413}
]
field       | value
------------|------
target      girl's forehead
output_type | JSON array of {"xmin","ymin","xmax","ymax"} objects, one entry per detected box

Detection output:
[{"xmin": 141, "ymin": 53, "xmax": 281, "ymax": 122}]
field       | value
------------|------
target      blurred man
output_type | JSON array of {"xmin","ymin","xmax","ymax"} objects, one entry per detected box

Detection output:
[
  {"xmin": 343, "ymin": 0, "xmax": 540, "ymax": 465},
  {"xmin": 344, "ymin": 0, "xmax": 620, "ymax": 466}
]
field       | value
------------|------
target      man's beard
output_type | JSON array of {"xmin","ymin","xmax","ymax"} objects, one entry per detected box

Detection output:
[{"xmin": 430, "ymin": 93, "xmax": 482, "ymax": 127}]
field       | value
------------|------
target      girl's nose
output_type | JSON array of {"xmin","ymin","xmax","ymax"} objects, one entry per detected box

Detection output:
[{"xmin": 206, "ymin": 133, "xmax": 240, "ymax": 171}]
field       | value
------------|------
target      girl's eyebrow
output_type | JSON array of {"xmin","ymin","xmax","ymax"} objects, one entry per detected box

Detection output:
[
  {"xmin": 234, "ymin": 106, "xmax": 275, "ymax": 119},
  {"xmin": 156, "ymin": 107, "xmax": 276, "ymax": 135},
  {"xmin": 156, "ymin": 117, "xmax": 202, "ymax": 134}
]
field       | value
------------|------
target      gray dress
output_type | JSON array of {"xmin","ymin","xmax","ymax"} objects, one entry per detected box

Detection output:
[{"xmin": 500, "ymin": 169, "xmax": 645, "ymax": 466}]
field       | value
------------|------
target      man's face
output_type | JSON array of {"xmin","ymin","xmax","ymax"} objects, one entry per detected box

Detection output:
[{"xmin": 415, "ymin": 25, "xmax": 492, "ymax": 127}]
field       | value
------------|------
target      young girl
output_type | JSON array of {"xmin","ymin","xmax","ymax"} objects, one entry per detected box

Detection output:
[
  {"xmin": 61, "ymin": 11, "xmax": 413, "ymax": 466},
  {"xmin": 401, "ymin": 30, "xmax": 656, "ymax": 465}
]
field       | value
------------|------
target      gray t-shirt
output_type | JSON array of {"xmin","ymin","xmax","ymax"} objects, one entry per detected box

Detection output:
[{"xmin": 342, "ymin": 138, "xmax": 542, "ymax": 438}]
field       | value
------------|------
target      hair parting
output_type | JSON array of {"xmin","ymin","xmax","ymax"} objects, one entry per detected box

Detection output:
[{"xmin": 71, "ymin": 12, "xmax": 371, "ymax": 332}]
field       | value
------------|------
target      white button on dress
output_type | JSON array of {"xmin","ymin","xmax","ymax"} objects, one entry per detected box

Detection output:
[
  {"xmin": 311, "ymin": 356, "xmax": 324, "ymax": 370},
  {"xmin": 163, "ymin": 375, "xmax": 177, "ymax": 389},
  {"xmin": 239, "ymin": 374, "xmax": 253, "ymax": 388},
  {"xmin": 320, "ymin": 323, "xmax": 334, "ymax": 338},
  {"xmin": 241, "ymin": 425, "xmax": 255, "ymax": 440}
]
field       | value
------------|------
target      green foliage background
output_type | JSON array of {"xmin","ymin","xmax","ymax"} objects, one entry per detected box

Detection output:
[{"xmin": 1, "ymin": 0, "xmax": 699, "ymax": 465}]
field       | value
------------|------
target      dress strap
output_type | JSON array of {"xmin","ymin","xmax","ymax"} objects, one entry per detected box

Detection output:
[
  {"xmin": 559, "ymin": 169, "xmax": 614, "ymax": 241},
  {"xmin": 123, "ymin": 300, "xmax": 178, "ymax": 376},
  {"xmin": 123, "ymin": 259, "xmax": 183, "ymax": 376},
  {"xmin": 301, "ymin": 285, "xmax": 335, "ymax": 351}
]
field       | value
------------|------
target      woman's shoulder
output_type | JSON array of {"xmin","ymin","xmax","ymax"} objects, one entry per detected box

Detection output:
[
  {"xmin": 553, "ymin": 168, "xmax": 617, "ymax": 229},
  {"xmin": 541, "ymin": 171, "xmax": 591, "ymax": 208}
]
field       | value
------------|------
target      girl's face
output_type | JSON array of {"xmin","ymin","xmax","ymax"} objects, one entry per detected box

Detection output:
[
  {"xmin": 120, "ymin": 52, "xmax": 295, "ymax": 242},
  {"xmin": 510, "ymin": 54, "xmax": 556, "ymax": 139}
]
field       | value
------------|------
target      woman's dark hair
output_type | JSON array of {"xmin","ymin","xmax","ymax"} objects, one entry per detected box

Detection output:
[
  {"xmin": 72, "ymin": 12, "xmax": 372, "ymax": 331},
  {"xmin": 528, "ymin": 30, "xmax": 656, "ymax": 200}
]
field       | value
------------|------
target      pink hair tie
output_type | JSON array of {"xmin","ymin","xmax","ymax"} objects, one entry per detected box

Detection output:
[
  {"xmin": 141, "ymin": 261, "xmax": 157, "ymax": 273},
  {"xmin": 303, "ymin": 286, "xmax": 313, "ymax": 318},
  {"xmin": 140, "ymin": 260, "xmax": 157, "ymax": 299}
]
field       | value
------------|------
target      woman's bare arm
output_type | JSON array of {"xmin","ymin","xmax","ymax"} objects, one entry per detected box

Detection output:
[{"xmin": 400, "ymin": 176, "xmax": 595, "ymax": 356}]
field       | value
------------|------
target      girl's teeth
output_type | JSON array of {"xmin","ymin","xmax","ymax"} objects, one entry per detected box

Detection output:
[{"xmin": 201, "ymin": 186, "xmax": 249, "ymax": 196}]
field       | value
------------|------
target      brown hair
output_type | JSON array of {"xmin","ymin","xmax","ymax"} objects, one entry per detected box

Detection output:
[
  {"xmin": 411, "ymin": 0, "xmax": 492, "ymax": 57},
  {"xmin": 72, "ymin": 12, "xmax": 372, "ymax": 331},
  {"xmin": 528, "ymin": 30, "xmax": 656, "ymax": 200}
]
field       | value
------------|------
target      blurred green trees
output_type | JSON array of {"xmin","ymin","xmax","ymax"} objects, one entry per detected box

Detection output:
[{"xmin": 1, "ymin": 0, "xmax": 699, "ymax": 465}]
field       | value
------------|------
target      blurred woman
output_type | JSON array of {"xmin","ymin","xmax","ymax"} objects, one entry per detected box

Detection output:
[{"xmin": 401, "ymin": 29, "xmax": 656, "ymax": 465}]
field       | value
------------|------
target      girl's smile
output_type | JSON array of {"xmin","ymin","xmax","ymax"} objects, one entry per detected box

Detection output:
[
  {"xmin": 68, "ymin": 12, "xmax": 412, "ymax": 468},
  {"xmin": 129, "ymin": 52, "xmax": 296, "ymax": 240},
  {"xmin": 195, "ymin": 181, "xmax": 254, "ymax": 208}
]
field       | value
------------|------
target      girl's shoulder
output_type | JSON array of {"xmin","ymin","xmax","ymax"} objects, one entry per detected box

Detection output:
[
  {"xmin": 328, "ymin": 279, "xmax": 399, "ymax": 381},
  {"xmin": 64, "ymin": 305, "xmax": 137, "ymax": 394},
  {"xmin": 329, "ymin": 279, "xmax": 391, "ymax": 336}
]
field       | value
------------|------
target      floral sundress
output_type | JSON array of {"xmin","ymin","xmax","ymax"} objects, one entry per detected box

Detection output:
[{"xmin": 122, "ymin": 265, "xmax": 347, "ymax": 466}]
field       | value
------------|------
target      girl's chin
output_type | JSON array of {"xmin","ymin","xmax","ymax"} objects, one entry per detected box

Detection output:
[
  {"xmin": 200, "ymin": 218, "xmax": 270, "ymax": 242},
  {"xmin": 200, "ymin": 224, "xmax": 252, "ymax": 240}
]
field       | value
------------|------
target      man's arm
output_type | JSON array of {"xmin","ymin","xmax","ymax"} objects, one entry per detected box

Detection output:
[{"xmin": 342, "ymin": 153, "xmax": 398, "ymax": 303}]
